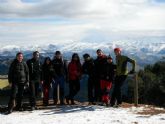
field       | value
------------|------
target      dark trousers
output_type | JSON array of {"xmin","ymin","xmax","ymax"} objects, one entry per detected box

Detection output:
[
  {"xmin": 95, "ymin": 78, "xmax": 101, "ymax": 102},
  {"xmin": 88, "ymin": 77, "xmax": 95, "ymax": 102},
  {"xmin": 110, "ymin": 75, "xmax": 127, "ymax": 105},
  {"xmin": 67, "ymin": 80, "xmax": 80, "ymax": 100},
  {"xmin": 8, "ymin": 83, "xmax": 25, "ymax": 110},
  {"xmin": 29, "ymin": 81, "xmax": 39, "ymax": 107},
  {"xmin": 53, "ymin": 76, "xmax": 65, "ymax": 103}
]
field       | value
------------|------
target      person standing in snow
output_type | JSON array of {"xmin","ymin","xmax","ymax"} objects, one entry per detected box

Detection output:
[
  {"xmin": 94, "ymin": 49, "xmax": 107, "ymax": 102},
  {"xmin": 52, "ymin": 51, "xmax": 67, "ymax": 105},
  {"xmin": 41, "ymin": 57, "xmax": 54, "ymax": 106},
  {"xmin": 8, "ymin": 52, "xmax": 29, "ymax": 114},
  {"xmin": 100, "ymin": 55, "xmax": 116, "ymax": 106},
  {"xmin": 110, "ymin": 48, "xmax": 136, "ymax": 107},
  {"xmin": 82, "ymin": 53, "xmax": 96, "ymax": 105},
  {"xmin": 27, "ymin": 51, "xmax": 42, "ymax": 111},
  {"xmin": 65, "ymin": 53, "xmax": 82, "ymax": 105}
]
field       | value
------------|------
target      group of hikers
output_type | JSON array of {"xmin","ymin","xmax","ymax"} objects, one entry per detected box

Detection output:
[{"xmin": 7, "ymin": 48, "xmax": 136, "ymax": 114}]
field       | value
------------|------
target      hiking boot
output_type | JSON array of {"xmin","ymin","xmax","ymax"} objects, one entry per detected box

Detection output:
[
  {"xmin": 60, "ymin": 100, "xmax": 65, "ymax": 105},
  {"xmin": 15, "ymin": 106, "xmax": 23, "ymax": 111},
  {"xmin": 43, "ymin": 101, "xmax": 49, "ymax": 106},
  {"xmin": 106, "ymin": 103, "xmax": 110, "ymax": 107},
  {"xmin": 65, "ymin": 97, "xmax": 70, "ymax": 104},
  {"xmin": 113, "ymin": 104, "xmax": 121, "ymax": 108},
  {"xmin": 99, "ymin": 102, "xmax": 106, "ymax": 106},
  {"xmin": 18, "ymin": 107, "xmax": 24, "ymax": 111},
  {"xmin": 54, "ymin": 100, "xmax": 58, "ymax": 105},
  {"xmin": 71, "ymin": 100, "xmax": 75, "ymax": 105},
  {"xmin": 7, "ymin": 109, "xmax": 13, "ymax": 114},
  {"xmin": 88, "ymin": 102, "xmax": 93, "ymax": 105},
  {"xmin": 110, "ymin": 103, "xmax": 115, "ymax": 107},
  {"xmin": 31, "ymin": 106, "xmax": 35, "ymax": 111},
  {"xmin": 92, "ymin": 102, "xmax": 96, "ymax": 105},
  {"xmin": 113, "ymin": 105, "xmax": 119, "ymax": 108},
  {"xmin": 43, "ymin": 103, "xmax": 48, "ymax": 106},
  {"xmin": 35, "ymin": 106, "xmax": 39, "ymax": 110},
  {"xmin": 88, "ymin": 102, "xmax": 96, "ymax": 105}
]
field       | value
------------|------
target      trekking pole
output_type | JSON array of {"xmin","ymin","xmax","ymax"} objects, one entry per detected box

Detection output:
[{"xmin": 134, "ymin": 73, "xmax": 138, "ymax": 107}]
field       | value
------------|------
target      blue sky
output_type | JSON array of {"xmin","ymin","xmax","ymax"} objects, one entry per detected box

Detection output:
[
  {"xmin": 155, "ymin": 0, "xmax": 165, "ymax": 3},
  {"xmin": 0, "ymin": 0, "xmax": 164, "ymax": 46},
  {"xmin": 21, "ymin": 0, "xmax": 40, "ymax": 3}
]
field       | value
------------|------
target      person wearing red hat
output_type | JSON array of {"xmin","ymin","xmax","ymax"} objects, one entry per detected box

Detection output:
[{"xmin": 110, "ymin": 48, "xmax": 136, "ymax": 107}]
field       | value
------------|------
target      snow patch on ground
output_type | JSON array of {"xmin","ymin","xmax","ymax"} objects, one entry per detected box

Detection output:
[{"xmin": 0, "ymin": 105, "xmax": 165, "ymax": 124}]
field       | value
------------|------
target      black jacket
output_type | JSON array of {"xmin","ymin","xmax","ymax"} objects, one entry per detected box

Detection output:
[
  {"xmin": 8, "ymin": 59, "xmax": 29, "ymax": 84},
  {"xmin": 52, "ymin": 58, "xmax": 66, "ymax": 77},
  {"xmin": 26, "ymin": 58, "xmax": 42, "ymax": 81},
  {"xmin": 94, "ymin": 55, "xmax": 107, "ymax": 78},
  {"xmin": 41, "ymin": 64, "xmax": 54, "ymax": 84},
  {"xmin": 82, "ymin": 58, "xmax": 95, "ymax": 78},
  {"xmin": 101, "ymin": 62, "xmax": 116, "ymax": 81}
]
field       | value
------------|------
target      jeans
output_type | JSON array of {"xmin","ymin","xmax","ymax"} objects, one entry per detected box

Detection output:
[{"xmin": 52, "ymin": 76, "xmax": 65, "ymax": 102}]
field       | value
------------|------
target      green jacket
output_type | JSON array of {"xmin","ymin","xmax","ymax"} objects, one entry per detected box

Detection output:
[{"xmin": 116, "ymin": 55, "xmax": 135, "ymax": 76}]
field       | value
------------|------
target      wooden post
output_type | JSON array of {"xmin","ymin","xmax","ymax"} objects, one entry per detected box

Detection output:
[
  {"xmin": 134, "ymin": 73, "xmax": 138, "ymax": 107},
  {"xmin": 57, "ymin": 84, "xmax": 60, "ymax": 103}
]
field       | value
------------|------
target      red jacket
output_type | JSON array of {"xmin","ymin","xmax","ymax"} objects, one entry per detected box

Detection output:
[{"xmin": 68, "ymin": 61, "xmax": 82, "ymax": 80}]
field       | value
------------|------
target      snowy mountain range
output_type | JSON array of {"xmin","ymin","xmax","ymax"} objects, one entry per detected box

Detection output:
[
  {"xmin": 0, "ymin": 40, "xmax": 164, "ymax": 74},
  {"xmin": 0, "ymin": 41, "xmax": 165, "ymax": 56},
  {"xmin": 1, "ymin": 40, "xmax": 164, "ymax": 60}
]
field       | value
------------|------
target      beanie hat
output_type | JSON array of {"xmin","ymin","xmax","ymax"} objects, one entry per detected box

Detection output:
[{"xmin": 114, "ymin": 48, "xmax": 121, "ymax": 52}]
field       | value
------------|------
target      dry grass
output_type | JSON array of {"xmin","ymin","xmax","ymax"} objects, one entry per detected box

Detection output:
[
  {"xmin": 137, "ymin": 106, "xmax": 165, "ymax": 115},
  {"xmin": 121, "ymin": 102, "xmax": 165, "ymax": 115},
  {"xmin": 0, "ymin": 79, "xmax": 9, "ymax": 89}
]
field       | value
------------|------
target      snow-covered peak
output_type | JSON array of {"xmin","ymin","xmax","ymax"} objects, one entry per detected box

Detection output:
[
  {"xmin": 0, "ymin": 41, "xmax": 164, "ymax": 55},
  {"xmin": 0, "ymin": 41, "xmax": 164, "ymax": 65}
]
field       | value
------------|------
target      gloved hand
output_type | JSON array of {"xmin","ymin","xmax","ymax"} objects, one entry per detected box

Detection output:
[
  {"xmin": 106, "ymin": 76, "xmax": 110, "ymax": 80},
  {"xmin": 40, "ymin": 81, "xmax": 44, "ymax": 85},
  {"xmin": 50, "ymin": 83, "xmax": 53, "ymax": 88},
  {"xmin": 9, "ymin": 83, "xmax": 12, "ymax": 88},
  {"xmin": 24, "ymin": 82, "xmax": 29, "ymax": 90}
]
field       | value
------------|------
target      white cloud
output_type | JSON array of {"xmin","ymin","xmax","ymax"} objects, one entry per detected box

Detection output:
[
  {"xmin": 0, "ymin": 21, "xmax": 95, "ymax": 45},
  {"xmin": 0, "ymin": 0, "xmax": 164, "ymax": 19},
  {"xmin": 0, "ymin": 0, "xmax": 164, "ymax": 45}
]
